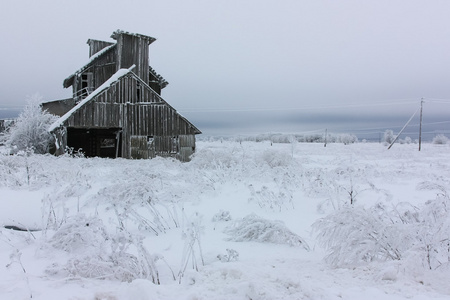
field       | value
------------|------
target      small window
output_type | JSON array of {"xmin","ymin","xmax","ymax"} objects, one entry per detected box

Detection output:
[
  {"xmin": 171, "ymin": 136, "xmax": 178, "ymax": 153},
  {"xmin": 147, "ymin": 136, "xmax": 154, "ymax": 147},
  {"xmin": 136, "ymin": 82, "xmax": 141, "ymax": 101},
  {"xmin": 80, "ymin": 73, "xmax": 93, "ymax": 98}
]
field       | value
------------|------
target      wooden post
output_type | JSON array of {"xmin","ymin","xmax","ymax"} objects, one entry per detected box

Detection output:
[
  {"xmin": 419, "ymin": 98, "xmax": 423, "ymax": 151},
  {"xmin": 324, "ymin": 128, "xmax": 327, "ymax": 147}
]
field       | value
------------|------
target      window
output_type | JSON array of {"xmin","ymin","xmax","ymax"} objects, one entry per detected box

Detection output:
[
  {"xmin": 171, "ymin": 136, "xmax": 178, "ymax": 153},
  {"xmin": 80, "ymin": 73, "xmax": 93, "ymax": 98},
  {"xmin": 136, "ymin": 82, "xmax": 141, "ymax": 101},
  {"xmin": 147, "ymin": 136, "xmax": 154, "ymax": 147}
]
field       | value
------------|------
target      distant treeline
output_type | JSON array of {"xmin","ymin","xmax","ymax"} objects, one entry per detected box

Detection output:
[{"xmin": 200, "ymin": 133, "xmax": 359, "ymax": 145}]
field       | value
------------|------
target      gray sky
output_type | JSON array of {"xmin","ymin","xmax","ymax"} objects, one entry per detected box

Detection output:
[{"xmin": 1, "ymin": 0, "xmax": 450, "ymax": 138}]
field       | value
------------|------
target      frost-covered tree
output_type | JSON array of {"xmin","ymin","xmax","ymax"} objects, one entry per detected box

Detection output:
[
  {"xmin": 432, "ymin": 134, "xmax": 449, "ymax": 145},
  {"xmin": 383, "ymin": 130, "xmax": 395, "ymax": 145},
  {"xmin": 7, "ymin": 94, "xmax": 58, "ymax": 154},
  {"xmin": 338, "ymin": 133, "xmax": 358, "ymax": 145}
]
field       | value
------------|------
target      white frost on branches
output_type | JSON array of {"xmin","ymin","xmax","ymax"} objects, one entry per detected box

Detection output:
[
  {"xmin": 224, "ymin": 214, "xmax": 310, "ymax": 250},
  {"xmin": 7, "ymin": 94, "xmax": 57, "ymax": 154},
  {"xmin": 314, "ymin": 186, "xmax": 450, "ymax": 269}
]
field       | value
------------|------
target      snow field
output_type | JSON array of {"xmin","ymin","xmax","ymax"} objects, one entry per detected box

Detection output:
[{"xmin": 0, "ymin": 141, "xmax": 450, "ymax": 299}]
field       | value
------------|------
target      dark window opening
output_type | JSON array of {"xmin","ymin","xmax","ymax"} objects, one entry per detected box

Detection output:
[
  {"xmin": 136, "ymin": 82, "xmax": 141, "ymax": 101},
  {"xmin": 79, "ymin": 73, "xmax": 93, "ymax": 99}
]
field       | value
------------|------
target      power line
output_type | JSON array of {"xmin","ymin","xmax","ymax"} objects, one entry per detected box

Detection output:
[{"xmin": 178, "ymin": 98, "xmax": 420, "ymax": 113}]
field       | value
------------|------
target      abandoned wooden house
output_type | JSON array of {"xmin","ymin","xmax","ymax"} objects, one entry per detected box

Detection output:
[{"xmin": 44, "ymin": 30, "xmax": 201, "ymax": 161}]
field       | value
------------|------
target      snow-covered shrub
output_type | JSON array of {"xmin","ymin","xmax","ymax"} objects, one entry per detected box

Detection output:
[
  {"xmin": 179, "ymin": 212, "xmax": 204, "ymax": 282},
  {"xmin": 212, "ymin": 210, "xmax": 232, "ymax": 222},
  {"xmin": 217, "ymin": 249, "xmax": 239, "ymax": 262},
  {"xmin": 383, "ymin": 129, "xmax": 395, "ymax": 145},
  {"xmin": 415, "ymin": 182, "xmax": 450, "ymax": 270},
  {"xmin": 50, "ymin": 214, "xmax": 107, "ymax": 252},
  {"xmin": 47, "ymin": 214, "xmax": 162, "ymax": 283},
  {"xmin": 224, "ymin": 214, "xmax": 310, "ymax": 250},
  {"xmin": 95, "ymin": 175, "xmax": 180, "ymax": 235},
  {"xmin": 313, "ymin": 206, "xmax": 408, "ymax": 266},
  {"xmin": 248, "ymin": 184, "xmax": 294, "ymax": 211},
  {"xmin": 432, "ymin": 134, "xmax": 449, "ymax": 145},
  {"xmin": 7, "ymin": 94, "xmax": 58, "ymax": 154},
  {"xmin": 191, "ymin": 147, "xmax": 241, "ymax": 170},
  {"xmin": 261, "ymin": 149, "xmax": 292, "ymax": 168},
  {"xmin": 314, "ymin": 187, "xmax": 450, "ymax": 270}
]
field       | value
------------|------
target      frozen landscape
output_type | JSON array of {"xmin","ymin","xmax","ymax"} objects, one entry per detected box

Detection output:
[{"xmin": 1, "ymin": 139, "xmax": 450, "ymax": 299}]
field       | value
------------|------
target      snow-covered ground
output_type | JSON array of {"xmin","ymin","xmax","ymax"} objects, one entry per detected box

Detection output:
[{"xmin": 1, "ymin": 141, "xmax": 450, "ymax": 300}]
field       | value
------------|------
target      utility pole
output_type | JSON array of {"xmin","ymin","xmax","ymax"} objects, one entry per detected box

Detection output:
[
  {"xmin": 324, "ymin": 128, "xmax": 327, "ymax": 147},
  {"xmin": 419, "ymin": 98, "xmax": 424, "ymax": 151}
]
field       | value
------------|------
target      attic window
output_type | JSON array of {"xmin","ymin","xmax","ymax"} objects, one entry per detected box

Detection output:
[{"xmin": 80, "ymin": 73, "xmax": 93, "ymax": 98}]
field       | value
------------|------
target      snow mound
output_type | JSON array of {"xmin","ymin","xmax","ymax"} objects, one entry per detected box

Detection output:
[{"xmin": 224, "ymin": 214, "xmax": 310, "ymax": 250}]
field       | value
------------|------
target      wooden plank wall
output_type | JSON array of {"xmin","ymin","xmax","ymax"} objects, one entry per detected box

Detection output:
[
  {"xmin": 64, "ymin": 74, "xmax": 197, "ymax": 160},
  {"xmin": 73, "ymin": 49, "xmax": 116, "ymax": 99},
  {"xmin": 116, "ymin": 34, "xmax": 149, "ymax": 84}
]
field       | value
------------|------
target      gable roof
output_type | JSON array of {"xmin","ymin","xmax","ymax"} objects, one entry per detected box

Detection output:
[
  {"xmin": 63, "ymin": 44, "xmax": 116, "ymax": 88},
  {"xmin": 50, "ymin": 65, "xmax": 201, "ymax": 135},
  {"xmin": 50, "ymin": 65, "xmax": 135, "ymax": 132},
  {"xmin": 149, "ymin": 66, "xmax": 169, "ymax": 89}
]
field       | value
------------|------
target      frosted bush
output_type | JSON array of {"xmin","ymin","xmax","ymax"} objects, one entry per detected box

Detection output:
[
  {"xmin": 313, "ymin": 206, "xmax": 408, "ymax": 266},
  {"xmin": 261, "ymin": 149, "xmax": 292, "ymax": 168},
  {"xmin": 217, "ymin": 249, "xmax": 239, "ymax": 262},
  {"xmin": 47, "ymin": 214, "xmax": 162, "ymax": 283},
  {"xmin": 7, "ymin": 94, "xmax": 58, "ymax": 154},
  {"xmin": 179, "ymin": 212, "xmax": 204, "ymax": 282},
  {"xmin": 95, "ymin": 176, "xmax": 180, "ymax": 235},
  {"xmin": 191, "ymin": 148, "xmax": 242, "ymax": 170},
  {"xmin": 314, "ymin": 189, "xmax": 450, "ymax": 269},
  {"xmin": 248, "ymin": 184, "xmax": 294, "ymax": 211},
  {"xmin": 50, "ymin": 214, "xmax": 107, "ymax": 252},
  {"xmin": 224, "ymin": 214, "xmax": 310, "ymax": 250},
  {"xmin": 212, "ymin": 210, "xmax": 232, "ymax": 222},
  {"xmin": 432, "ymin": 134, "xmax": 449, "ymax": 145}
]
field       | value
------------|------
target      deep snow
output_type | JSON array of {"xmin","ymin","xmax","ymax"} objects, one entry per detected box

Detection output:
[{"xmin": 1, "ymin": 141, "xmax": 450, "ymax": 300}]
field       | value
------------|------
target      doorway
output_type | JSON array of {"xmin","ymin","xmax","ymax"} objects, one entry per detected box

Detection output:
[{"xmin": 67, "ymin": 127, "xmax": 122, "ymax": 158}]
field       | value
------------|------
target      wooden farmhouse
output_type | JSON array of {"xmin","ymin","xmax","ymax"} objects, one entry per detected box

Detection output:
[{"xmin": 44, "ymin": 30, "xmax": 201, "ymax": 161}]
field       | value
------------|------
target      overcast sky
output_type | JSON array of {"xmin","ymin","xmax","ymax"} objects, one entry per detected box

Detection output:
[{"xmin": 1, "ymin": 0, "xmax": 450, "ymax": 138}]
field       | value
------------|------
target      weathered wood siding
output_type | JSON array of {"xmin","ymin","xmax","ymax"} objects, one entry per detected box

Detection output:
[
  {"xmin": 116, "ymin": 34, "xmax": 149, "ymax": 85},
  {"xmin": 87, "ymin": 39, "xmax": 114, "ymax": 57},
  {"xmin": 72, "ymin": 47, "xmax": 117, "ymax": 99},
  {"xmin": 62, "ymin": 74, "xmax": 198, "ymax": 161}
]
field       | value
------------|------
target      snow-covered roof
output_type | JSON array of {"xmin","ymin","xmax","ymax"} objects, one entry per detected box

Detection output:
[
  {"xmin": 149, "ymin": 66, "xmax": 169, "ymax": 89},
  {"xmin": 63, "ymin": 44, "xmax": 116, "ymax": 88},
  {"xmin": 49, "ymin": 65, "xmax": 136, "ymax": 132}
]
